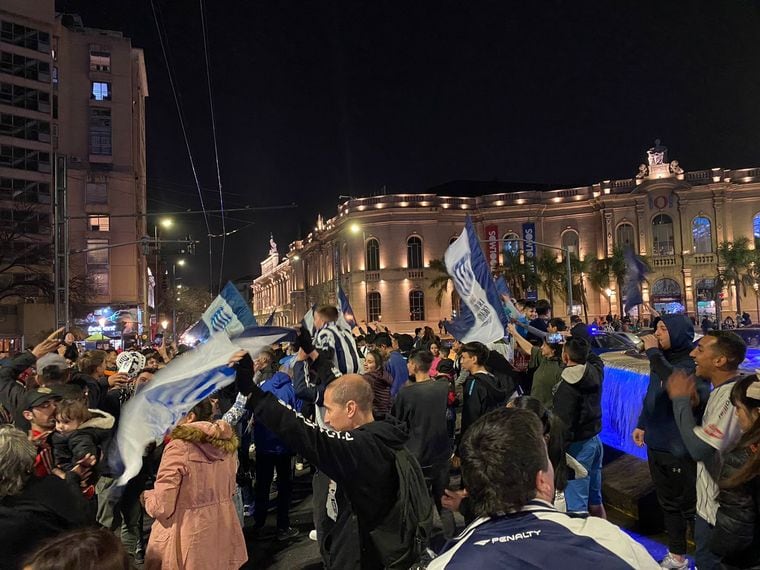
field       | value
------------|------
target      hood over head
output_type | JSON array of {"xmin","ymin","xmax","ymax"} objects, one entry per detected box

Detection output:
[
  {"xmin": 266, "ymin": 371, "xmax": 293, "ymax": 390},
  {"xmin": 79, "ymin": 409, "xmax": 115, "ymax": 431},
  {"xmin": 171, "ymin": 420, "xmax": 238, "ymax": 461},
  {"xmin": 661, "ymin": 314, "xmax": 695, "ymax": 353}
]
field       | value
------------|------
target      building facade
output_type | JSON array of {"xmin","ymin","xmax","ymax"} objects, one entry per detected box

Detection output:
[
  {"xmin": 0, "ymin": 1, "xmax": 148, "ymax": 346},
  {"xmin": 253, "ymin": 145, "xmax": 760, "ymax": 333}
]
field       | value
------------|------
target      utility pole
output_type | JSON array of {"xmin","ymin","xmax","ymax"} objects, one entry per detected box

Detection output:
[{"xmin": 53, "ymin": 155, "xmax": 69, "ymax": 330}]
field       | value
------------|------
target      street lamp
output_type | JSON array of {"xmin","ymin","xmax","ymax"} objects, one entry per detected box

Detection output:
[
  {"xmin": 161, "ymin": 319, "xmax": 168, "ymax": 330},
  {"xmin": 160, "ymin": 218, "xmax": 173, "ymax": 229},
  {"xmin": 177, "ymin": 258, "xmax": 186, "ymax": 267}
]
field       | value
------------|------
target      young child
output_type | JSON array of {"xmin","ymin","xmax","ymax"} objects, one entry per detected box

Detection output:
[{"xmin": 52, "ymin": 399, "xmax": 115, "ymax": 476}]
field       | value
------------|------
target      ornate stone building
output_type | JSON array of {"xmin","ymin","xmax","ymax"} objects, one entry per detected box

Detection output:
[{"xmin": 252, "ymin": 144, "xmax": 760, "ymax": 332}]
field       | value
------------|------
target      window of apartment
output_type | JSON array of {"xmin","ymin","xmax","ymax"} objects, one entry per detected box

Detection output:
[
  {"xmin": 85, "ymin": 182, "xmax": 107, "ymax": 204},
  {"xmin": 86, "ymin": 239, "xmax": 109, "ymax": 265},
  {"xmin": 0, "ymin": 146, "xmax": 50, "ymax": 173},
  {"xmin": 652, "ymin": 214, "xmax": 675, "ymax": 256},
  {"xmin": 90, "ymin": 270, "xmax": 109, "ymax": 295},
  {"xmin": 0, "ymin": 114, "xmax": 50, "ymax": 143},
  {"xmin": 365, "ymin": 238, "xmax": 380, "ymax": 271},
  {"xmin": 88, "ymin": 214, "xmax": 110, "ymax": 232},
  {"xmin": 409, "ymin": 290, "xmax": 425, "ymax": 321},
  {"xmin": 89, "ymin": 108, "xmax": 112, "ymax": 156},
  {"xmin": 407, "ymin": 236, "xmax": 423, "ymax": 269},
  {"xmin": 0, "ymin": 178, "xmax": 51, "ymax": 204},
  {"xmin": 692, "ymin": 217, "xmax": 712, "ymax": 254},
  {"xmin": 89, "ymin": 49, "xmax": 111, "ymax": 72},
  {"xmin": 0, "ymin": 52, "xmax": 50, "ymax": 82},
  {"xmin": 0, "ymin": 83, "xmax": 50, "ymax": 112},
  {"xmin": 502, "ymin": 232, "xmax": 520, "ymax": 264},
  {"xmin": 0, "ymin": 21, "xmax": 50, "ymax": 53},
  {"xmin": 368, "ymin": 292, "xmax": 381, "ymax": 322},
  {"xmin": 616, "ymin": 223, "xmax": 636, "ymax": 249},
  {"xmin": 91, "ymin": 81, "xmax": 111, "ymax": 101}
]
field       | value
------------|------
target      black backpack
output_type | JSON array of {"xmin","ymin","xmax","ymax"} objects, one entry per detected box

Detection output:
[{"xmin": 369, "ymin": 447, "xmax": 434, "ymax": 569}]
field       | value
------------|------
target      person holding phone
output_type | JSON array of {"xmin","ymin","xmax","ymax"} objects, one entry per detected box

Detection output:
[{"xmin": 507, "ymin": 323, "xmax": 564, "ymax": 409}]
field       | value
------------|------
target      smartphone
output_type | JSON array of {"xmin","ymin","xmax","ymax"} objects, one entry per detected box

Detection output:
[{"xmin": 153, "ymin": 334, "xmax": 164, "ymax": 345}]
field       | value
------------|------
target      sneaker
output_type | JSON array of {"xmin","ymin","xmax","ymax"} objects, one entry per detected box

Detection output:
[
  {"xmin": 134, "ymin": 549, "xmax": 145, "ymax": 565},
  {"xmin": 277, "ymin": 527, "xmax": 300, "ymax": 541},
  {"xmin": 660, "ymin": 552, "xmax": 688, "ymax": 569},
  {"xmin": 295, "ymin": 462, "xmax": 304, "ymax": 471},
  {"xmin": 243, "ymin": 504, "xmax": 254, "ymax": 518},
  {"xmin": 308, "ymin": 529, "xmax": 318, "ymax": 541}
]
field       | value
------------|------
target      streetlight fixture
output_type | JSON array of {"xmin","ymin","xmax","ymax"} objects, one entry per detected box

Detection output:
[
  {"xmin": 177, "ymin": 258, "xmax": 186, "ymax": 267},
  {"xmin": 160, "ymin": 218, "xmax": 174, "ymax": 228},
  {"xmin": 161, "ymin": 319, "xmax": 168, "ymax": 330}
]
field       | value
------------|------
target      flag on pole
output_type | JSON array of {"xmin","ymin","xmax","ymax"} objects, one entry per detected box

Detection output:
[
  {"xmin": 337, "ymin": 286, "xmax": 357, "ymax": 329},
  {"xmin": 623, "ymin": 247, "xmax": 648, "ymax": 313},
  {"xmin": 114, "ymin": 326, "xmax": 296, "ymax": 485},
  {"xmin": 302, "ymin": 305, "xmax": 317, "ymax": 335},
  {"xmin": 181, "ymin": 282, "xmax": 257, "ymax": 343},
  {"xmin": 444, "ymin": 216, "xmax": 508, "ymax": 343}
]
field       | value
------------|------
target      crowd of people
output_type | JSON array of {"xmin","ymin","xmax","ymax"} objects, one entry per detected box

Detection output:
[{"xmin": 0, "ymin": 297, "xmax": 759, "ymax": 569}]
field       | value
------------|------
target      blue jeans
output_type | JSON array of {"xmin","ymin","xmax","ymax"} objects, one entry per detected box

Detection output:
[
  {"xmin": 695, "ymin": 515, "xmax": 722, "ymax": 570},
  {"xmin": 565, "ymin": 435, "xmax": 603, "ymax": 513}
]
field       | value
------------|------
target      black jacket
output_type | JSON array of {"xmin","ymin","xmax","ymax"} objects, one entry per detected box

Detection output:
[
  {"xmin": 0, "ymin": 475, "xmax": 90, "ymax": 570},
  {"xmin": 710, "ymin": 445, "xmax": 760, "ymax": 569},
  {"xmin": 69, "ymin": 372, "xmax": 110, "ymax": 410},
  {"xmin": 0, "ymin": 352, "xmax": 35, "ymax": 423},
  {"xmin": 637, "ymin": 314, "xmax": 708, "ymax": 457},
  {"xmin": 51, "ymin": 410, "xmax": 115, "ymax": 472},
  {"xmin": 461, "ymin": 371, "xmax": 509, "ymax": 439},
  {"xmin": 247, "ymin": 387, "xmax": 408, "ymax": 569},
  {"xmin": 553, "ymin": 352, "xmax": 604, "ymax": 443}
]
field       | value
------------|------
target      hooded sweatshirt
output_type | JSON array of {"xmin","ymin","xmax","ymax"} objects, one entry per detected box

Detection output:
[
  {"xmin": 247, "ymin": 387, "xmax": 408, "ymax": 569},
  {"xmin": 460, "ymin": 371, "xmax": 508, "ymax": 439},
  {"xmin": 253, "ymin": 371, "xmax": 300, "ymax": 454},
  {"xmin": 636, "ymin": 314, "xmax": 708, "ymax": 457},
  {"xmin": 553, "ymin": 352, "xmax": 604, "ymax": 443}
]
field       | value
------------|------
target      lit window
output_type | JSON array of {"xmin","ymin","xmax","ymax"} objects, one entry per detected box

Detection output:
[
  {"xmin": 89, "ymin": 49, "xmax": 111, "ymax": 72},
  {"xmin": 407, "ymin": 236, "xmax": 423, "ymax": 269},
  {"xmin": 368, "ymin": 292, "xmax": 381, "ymax": 321},
  {"xmin": 409, "ymin": 290, "xmax": 425, "ymax": 321},
  {"xmin": 754, "ymin": 213, "xmax": 760, "ymax": 250},
  {"xmin": 86, "ymin": 239, "xmax": 108, "ymax": 265},
  {"xmin": 91, "ymin": 82, "xmax": 111, "ymax": 101},
  {"xmin": 88, "ymin": 214, "xmax": 110, "ymax": 232},
  {"xmin": 365, "ymin": 238, "xmax": 380, "ymax": 271},
  {"xmin": 652, "ymin": 214, "xmax": 674, "ymax": 256},
  {"xmin": 692, "ymin": 217, "xmax": 712, "ymax": 254}
]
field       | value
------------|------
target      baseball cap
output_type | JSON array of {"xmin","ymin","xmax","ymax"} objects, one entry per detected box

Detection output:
[
  {"xmin": 436, "ymin": 359, "xmax": 455, "ymax": 376},
  {"xmin": 36, "ymin": 353, "xmax": 68, "ymax": 375},
  {"xmin": 22, "ymin": 386, "xmax": 62, "ymax": 410}
]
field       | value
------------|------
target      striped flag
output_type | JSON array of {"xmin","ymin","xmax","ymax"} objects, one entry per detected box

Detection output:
[
  {"xmin": 114, "ymin": 326, "xmax": 295, "ymax": 485},
  {"xmin": 181, "ymin": 282, "xmax": 257, "ymax": 343}
]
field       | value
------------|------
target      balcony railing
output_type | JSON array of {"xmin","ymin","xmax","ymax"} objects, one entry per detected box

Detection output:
[
  {"xmin": 408, "ymin": 269, "xmax": 424, "ymax": 279},
  {"xmin": 692, "ymin": 253, "xmax": 716, "ymax": 265},
  {"xmin": 366, "ymin": 270, "xmax": 380, "ymax": 282},
  {"xmin": 651, "ymin": 256, "xmax": 676, "ymax": 268}
]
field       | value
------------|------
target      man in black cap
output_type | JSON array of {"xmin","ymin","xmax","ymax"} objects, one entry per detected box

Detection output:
[{"xmin": 22, "ymin": 387, "xmax": 62, "ymax": 478}]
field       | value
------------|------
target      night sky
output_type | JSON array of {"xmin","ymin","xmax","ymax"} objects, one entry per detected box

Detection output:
[{"xmin": 55, "ymin": 0, "xmax": 760, "ymax": 289}]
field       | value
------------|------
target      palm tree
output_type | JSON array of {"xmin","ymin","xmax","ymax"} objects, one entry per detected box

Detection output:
[
  {"xmin": 535, "ymin": 251, "xmax": 565, "ymax": 310},
  {"xmin": 428, "ymin": 258, "xmax": 455, "ymax": 307},
  {"xmin": 717, "ymin": 237, "xmax": 756, "ymax": 315},
  {"xmin": 594, "ymin": 247, "xmax": 651, "ymax": 315},
  {"xmin": 500, "ymin": 250, "xmax": 526, "ymax": 299},
  {"xmin": 586, "ymin": 256, "xmax": 612, "ymax": 314}
]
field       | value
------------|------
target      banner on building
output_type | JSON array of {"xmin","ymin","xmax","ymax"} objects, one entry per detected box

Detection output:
[
  {"xmin": 485, "ymin": 224, "xmax": 499, "ymax": 270},
  {"xmin": 522, "ymin": 223, "xmax": 538, "ymax": 301}
]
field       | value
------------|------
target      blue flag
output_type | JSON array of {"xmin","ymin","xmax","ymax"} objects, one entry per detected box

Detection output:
[
  {"xmin": 444, "ymin": 216, "xmax": 508, "ymax": 343},
  {"xmin": 337, "ymin": 286, "xmax": 357, "ymax": 329},
  {"xmin": 623, "ymin": 247, "xmax": 648, "ymax": 313},
  {"xmin": 181, "ymin": 282, "xmax": 257, "ymax": 343},
  {"xmin": 115, "ymin": 325, "xmax": 294, "ymax": 485}
]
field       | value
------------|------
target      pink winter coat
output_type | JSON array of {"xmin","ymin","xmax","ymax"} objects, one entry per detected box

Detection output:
[{"xmin": 144, "ymin": 420, "xmax": 247, "ymax": 570}]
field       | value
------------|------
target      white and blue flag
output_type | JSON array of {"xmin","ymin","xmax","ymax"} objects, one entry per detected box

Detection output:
[
  {"xmin": 182, "ymin": 281, "xmax": 257, "ymax": 343},
  {"xmin": 337, "ymin": 286, "xmax": 357, "ymax": 329},
  {"xmin": 444, "ymin": 216, "xmax": 509, "ymax": 344},
  {"xmin": 114, "ymin": 326, "xmax": 296, "ymax": 485}
]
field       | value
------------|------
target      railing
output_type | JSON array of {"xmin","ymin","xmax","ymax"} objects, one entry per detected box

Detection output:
[
  {"xmin": 366, "ymin": 270, "xmax": 380, "ymax": 282},
  {"xmin": 407, "ymin": 269, "xmax": 424, "ymax": 279},
  {"xmin": 692, "ymin": 253, "xmax": 716, "ymax": 265},
  {"xmin": 651, "ymin": 256, "xmax": 676, "ymax": 267}
]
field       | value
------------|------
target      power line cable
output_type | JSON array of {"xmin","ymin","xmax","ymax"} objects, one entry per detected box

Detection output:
[
  {"xmin": 199, "ymin": 0, "xmax": 227, "ymax": 291},
  {"xmin": 150, "ymin": 0, "xmax": 214, "ymax": 293}
]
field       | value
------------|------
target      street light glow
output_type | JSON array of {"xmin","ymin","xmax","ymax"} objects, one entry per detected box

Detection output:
[
  {"xmin": 177, "ymin": 259, "xmax": 186, "ymax": 266},
  {"xmin": 161, "ymin": 320, "xmax": 168, "ymax": 329},
  {"xmin": 160, "ymin": 218, "xmax": 173, "ymax": 228},
  {"xmin": 605, "ymin": 288, "xmax": 614, "ymax": 297},
  {"xmin": 350, "ymin": 223, "xmax": 361, "ymax": 234}
]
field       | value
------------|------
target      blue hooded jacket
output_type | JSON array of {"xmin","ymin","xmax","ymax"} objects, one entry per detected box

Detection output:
[
  {"xmin": 253, "ymin": 372, "xmax": 301, "ymax": 454},
  {"xmin": 636, "ymin": 314, "xmax": 709, "ymax": 457}
]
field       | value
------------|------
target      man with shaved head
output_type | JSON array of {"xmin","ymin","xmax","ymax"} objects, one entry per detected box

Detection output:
[{"xmin": 245, "ymin": 372, "xmax": 422, "ymax": 569}]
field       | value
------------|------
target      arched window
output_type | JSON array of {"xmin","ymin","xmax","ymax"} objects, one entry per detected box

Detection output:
[
  {"xmin": 367, "ymin": 292, "xmax": 381, "ymax": 322},
  {"xmin": 365, "ymin": 238, "xmax": 380, "ymax": 271},
  {"xmin": 692, "ymin": 216, "xmax": 712, "ymax": 253},
  {"xmin": 407, "ymin": 236, "xmax": 423, "ymax": 269},
  {"xmin": 616, "ymin": 223, "xmax": 636, "ymax": 249},
  {"xmin": 409, "ymin": 290, "xmax": 425, "ymax": 321},
  {"xmin": 502, "ymin": 232, "xmax": 520, "ymax": 264},
  {"xmin": 754, "ymin": 213, "xmax": 760, "ymax": 249},
  {"xmin": 652, "ymin": 214, "xmax": 674, "ymax": 256},
  {"xmin": 561, "ymin": 230, "xmax": 579, "ymax": 258}
]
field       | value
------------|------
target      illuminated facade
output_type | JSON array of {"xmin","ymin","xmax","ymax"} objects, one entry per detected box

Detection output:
[{"xmin": 252, "ymin": 148, "xmax": 760, "ymax": 332}]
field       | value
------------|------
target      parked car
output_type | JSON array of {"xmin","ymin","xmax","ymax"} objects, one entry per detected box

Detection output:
[
  {"xmin": 613, "ymin": 331, "xmax": 644, "ymax": 352},
  {"xmin": 588, "ymin": 330, "xmax": 639, "ymax": 355}
]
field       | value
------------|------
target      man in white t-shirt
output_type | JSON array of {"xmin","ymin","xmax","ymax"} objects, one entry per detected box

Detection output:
[{"xmin": 667, "ymin": 330, "xmax": 747, "ymax": 570}]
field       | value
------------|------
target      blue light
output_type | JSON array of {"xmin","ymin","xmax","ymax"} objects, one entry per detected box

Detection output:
[{"xmin": 600, "ymin": 363, "xmax": 649, "ymax": 460}]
